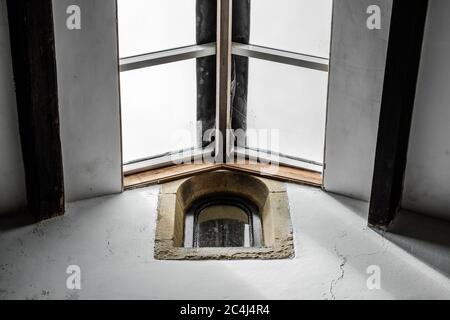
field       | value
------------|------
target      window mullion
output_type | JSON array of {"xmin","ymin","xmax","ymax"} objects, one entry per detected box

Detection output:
[
  {"xmin": 216, "ymin": 0, "xmax": 233, "ymax": 164},
  {"xmin": 231, "ymin": 0, "xmax": 251, "ymax": 133}
]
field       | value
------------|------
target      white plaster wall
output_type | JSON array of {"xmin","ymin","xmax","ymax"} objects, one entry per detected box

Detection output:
[
  {"xmin": 402, "ymin": 0, "xmax": 450, "ymax": 221},
  {"xmin": 0, "ymin": 0, "xmax": 27, "ymax": 215},
  {"xmin": 1, "ymin": 184, "xmax": 449, "ymax": 299},
  {"xmin": 324, "ymin": 0, "xmax": 392, "ymax": 201},
  {"xmin": 52, "ymin": 0, "xmax": 122, "ymax": 202}
]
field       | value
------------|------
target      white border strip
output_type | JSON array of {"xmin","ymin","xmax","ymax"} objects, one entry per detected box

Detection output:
[{"xmin": 120, "ymin": 43, "xmax": 217, "ymax": 72}]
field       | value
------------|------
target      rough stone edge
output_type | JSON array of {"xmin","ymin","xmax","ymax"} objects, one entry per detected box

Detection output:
[{"xmin": 154, "ymin": 171, "xmax": 295, "ymax": 260}]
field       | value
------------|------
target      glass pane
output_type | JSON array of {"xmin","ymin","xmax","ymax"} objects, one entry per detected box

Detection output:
[
  {"xmin": 117, "ymin": 0, "xmax": 196, "ymax": 58},
  {"xmin": 246, "ymin": 58, "xmax": 328, "ymax": 164},
  {"xmin": 120, "ymin": 59, "xmax": 197, "ymax": 163},
  {"xmin": 197, "ymin": 205, "xmax": 250, "ymax": 248},
  {"xmin": 250, "ymin": 0, "xmax": 333, "ymax": 57}
]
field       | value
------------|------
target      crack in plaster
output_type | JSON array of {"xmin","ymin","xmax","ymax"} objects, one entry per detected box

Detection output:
[
  {"xmin": 326, "ymin": 227, "xmax": 391, "ymax": 299},
  {"xmin": 105, "ymin": 229, "xmax": 114, "ymax": 256},
  {"xmin": 329, "ymin": 245, "xmax": 348, "ymax": 300}
]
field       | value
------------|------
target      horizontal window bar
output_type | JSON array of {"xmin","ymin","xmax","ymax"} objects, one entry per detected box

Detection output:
[
  {"xmin": 123, "ymin": 146, "xmax": 215, "ymax": 176},
  {"xmin": 234, "ymin": 146, "xmax": 323, "ymax": 173},
  {"xmin": 243, "ymin": 146, "xmax": 324, "ymax": 167},
  {"xmin": 120, "ymin": 43, "xmax": 216, "ymax": 72},
  {"xmin": 232, "ymin": 43, "xmax": 329, "ymax": 72},
  {"xmin": 124, "ymin": 146, "xmax": 322, "ymax": 176}
]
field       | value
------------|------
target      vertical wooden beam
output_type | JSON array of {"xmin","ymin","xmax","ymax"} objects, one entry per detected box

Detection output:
[
  {"xmin": 196, "ymin": 0, "xmax": 217, "ymax": 147},
  {"xmin": 7, "ymin": 0, "xmax": 65, "ymax": 220},
  {"xmin": 216, "ymin": 0, "xmax": 232, "ymax": 163},
  {"xmin": 231, "ymin": 0, "xmax": 250, "ymax": 133},
  {"xmin": 369, "ymin": 0, "xmax": 428, "ymax": 228}
]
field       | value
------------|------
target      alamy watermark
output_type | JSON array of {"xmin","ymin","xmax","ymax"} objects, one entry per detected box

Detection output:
[
  {"xmin": 367, "ymin": 5, "xmax": 382, "ymax": 30},
  {"xmin": 66, "ymin": 5, "xmax": 81, "ymax": 30},
  {"xmin": 66, "ymin": 265, "xmax": 81, "ymax": 290},
  {"xmin": 366, "ymin": 265, "xmax": 381, "ymax": 290}
]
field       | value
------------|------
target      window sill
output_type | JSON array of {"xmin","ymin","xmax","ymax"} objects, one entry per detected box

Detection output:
[{"xmin": 124, "ymin": 163, "xmax": 322, "ymax": 191}]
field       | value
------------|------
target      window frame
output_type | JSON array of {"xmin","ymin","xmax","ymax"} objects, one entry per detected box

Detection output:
[
  {"xmin": 184, "ymin": 194, "xmax": 263, "ymax": 248},
  {"xmin": 118, "ymin": 0, "xmax": 331, "ymax": 179}
]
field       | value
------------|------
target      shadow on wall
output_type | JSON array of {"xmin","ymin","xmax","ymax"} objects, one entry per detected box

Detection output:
[
  {"xmin": 327, "ymin": 190, "xmax": 450, "ymax": 277},
  {"xmin": 0, "ymin": 210, "xmax": 35, "ymax": 232},
  {"xmin": 385, "ymin": 210, "xmax": 450, "ymax": 277},
  {"xmin": 0, "ymin": 0, "xmax": 27, "ymax": 216}
]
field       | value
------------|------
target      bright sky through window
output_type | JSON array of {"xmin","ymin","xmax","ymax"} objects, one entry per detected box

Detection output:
[
  {"xmin": 118, "ymin": 0, "xmax": 196, "ymax": 58},
  {"xmin": 118, "ymin": 0, "xmax": 333, "ymax": 168}
]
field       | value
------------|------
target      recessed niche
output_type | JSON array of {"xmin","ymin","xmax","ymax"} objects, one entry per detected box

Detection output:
[
  {"xmin": 154, "ymin": 170, "xmax": 295, "ymax": 260},
  {"xmin": 184, "ymin": 194, "xmax": 263, "ymax": 248}
]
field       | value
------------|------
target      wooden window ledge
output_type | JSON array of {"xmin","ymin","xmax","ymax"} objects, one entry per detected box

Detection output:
[{"xmin": 124, "ymin": 163, "xmax": 322, "ymax": 190}]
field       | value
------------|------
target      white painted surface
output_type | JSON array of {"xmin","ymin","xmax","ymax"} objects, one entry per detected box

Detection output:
[
  {"xmin": 52, "ymin": 0, "xmax": 122, "ymax": 202},
  {"xmin": 0, "ymin": 0, "xmax": 27, "ymax": 215},
  {"xmin": 324, "ymin": 0, "xmax": 392, "ymax": 201},
  {"xmin": 402, "ymin": 0, "xmax": 450, "ymax": 221},
  {"xmin": 0, "ymin": 183, "xmax": 449, "ymax": 299}
]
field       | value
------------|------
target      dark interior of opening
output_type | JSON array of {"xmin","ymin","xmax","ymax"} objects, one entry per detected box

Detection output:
[{"xmin": 185, "ymin": 194, "xmax": 263, "ymax": 248}]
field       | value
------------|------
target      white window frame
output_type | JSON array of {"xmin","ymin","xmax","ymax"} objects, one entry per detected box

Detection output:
[{"xmin": 119, "ymin": 1, "xmax": 330, "ymax": 176}]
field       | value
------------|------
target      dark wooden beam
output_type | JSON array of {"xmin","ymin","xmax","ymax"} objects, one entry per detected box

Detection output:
[
  {"xmin": 7, "ymin": 0, "xmax": 65, "ymax": 221},
  {"xmin": 216, "ymin": 0, "xmax": 232, "ymax": 163},
  {"xmin": 231, "ymin": 0, "xmax": 250, "ymax": 133},
  {"xmin": 369, "ymin": 0, "xmax": 429, "ymax": 228},
  {"xmin": 196, "ymin": 0, "xmax": 217, "ymax": 147}
]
